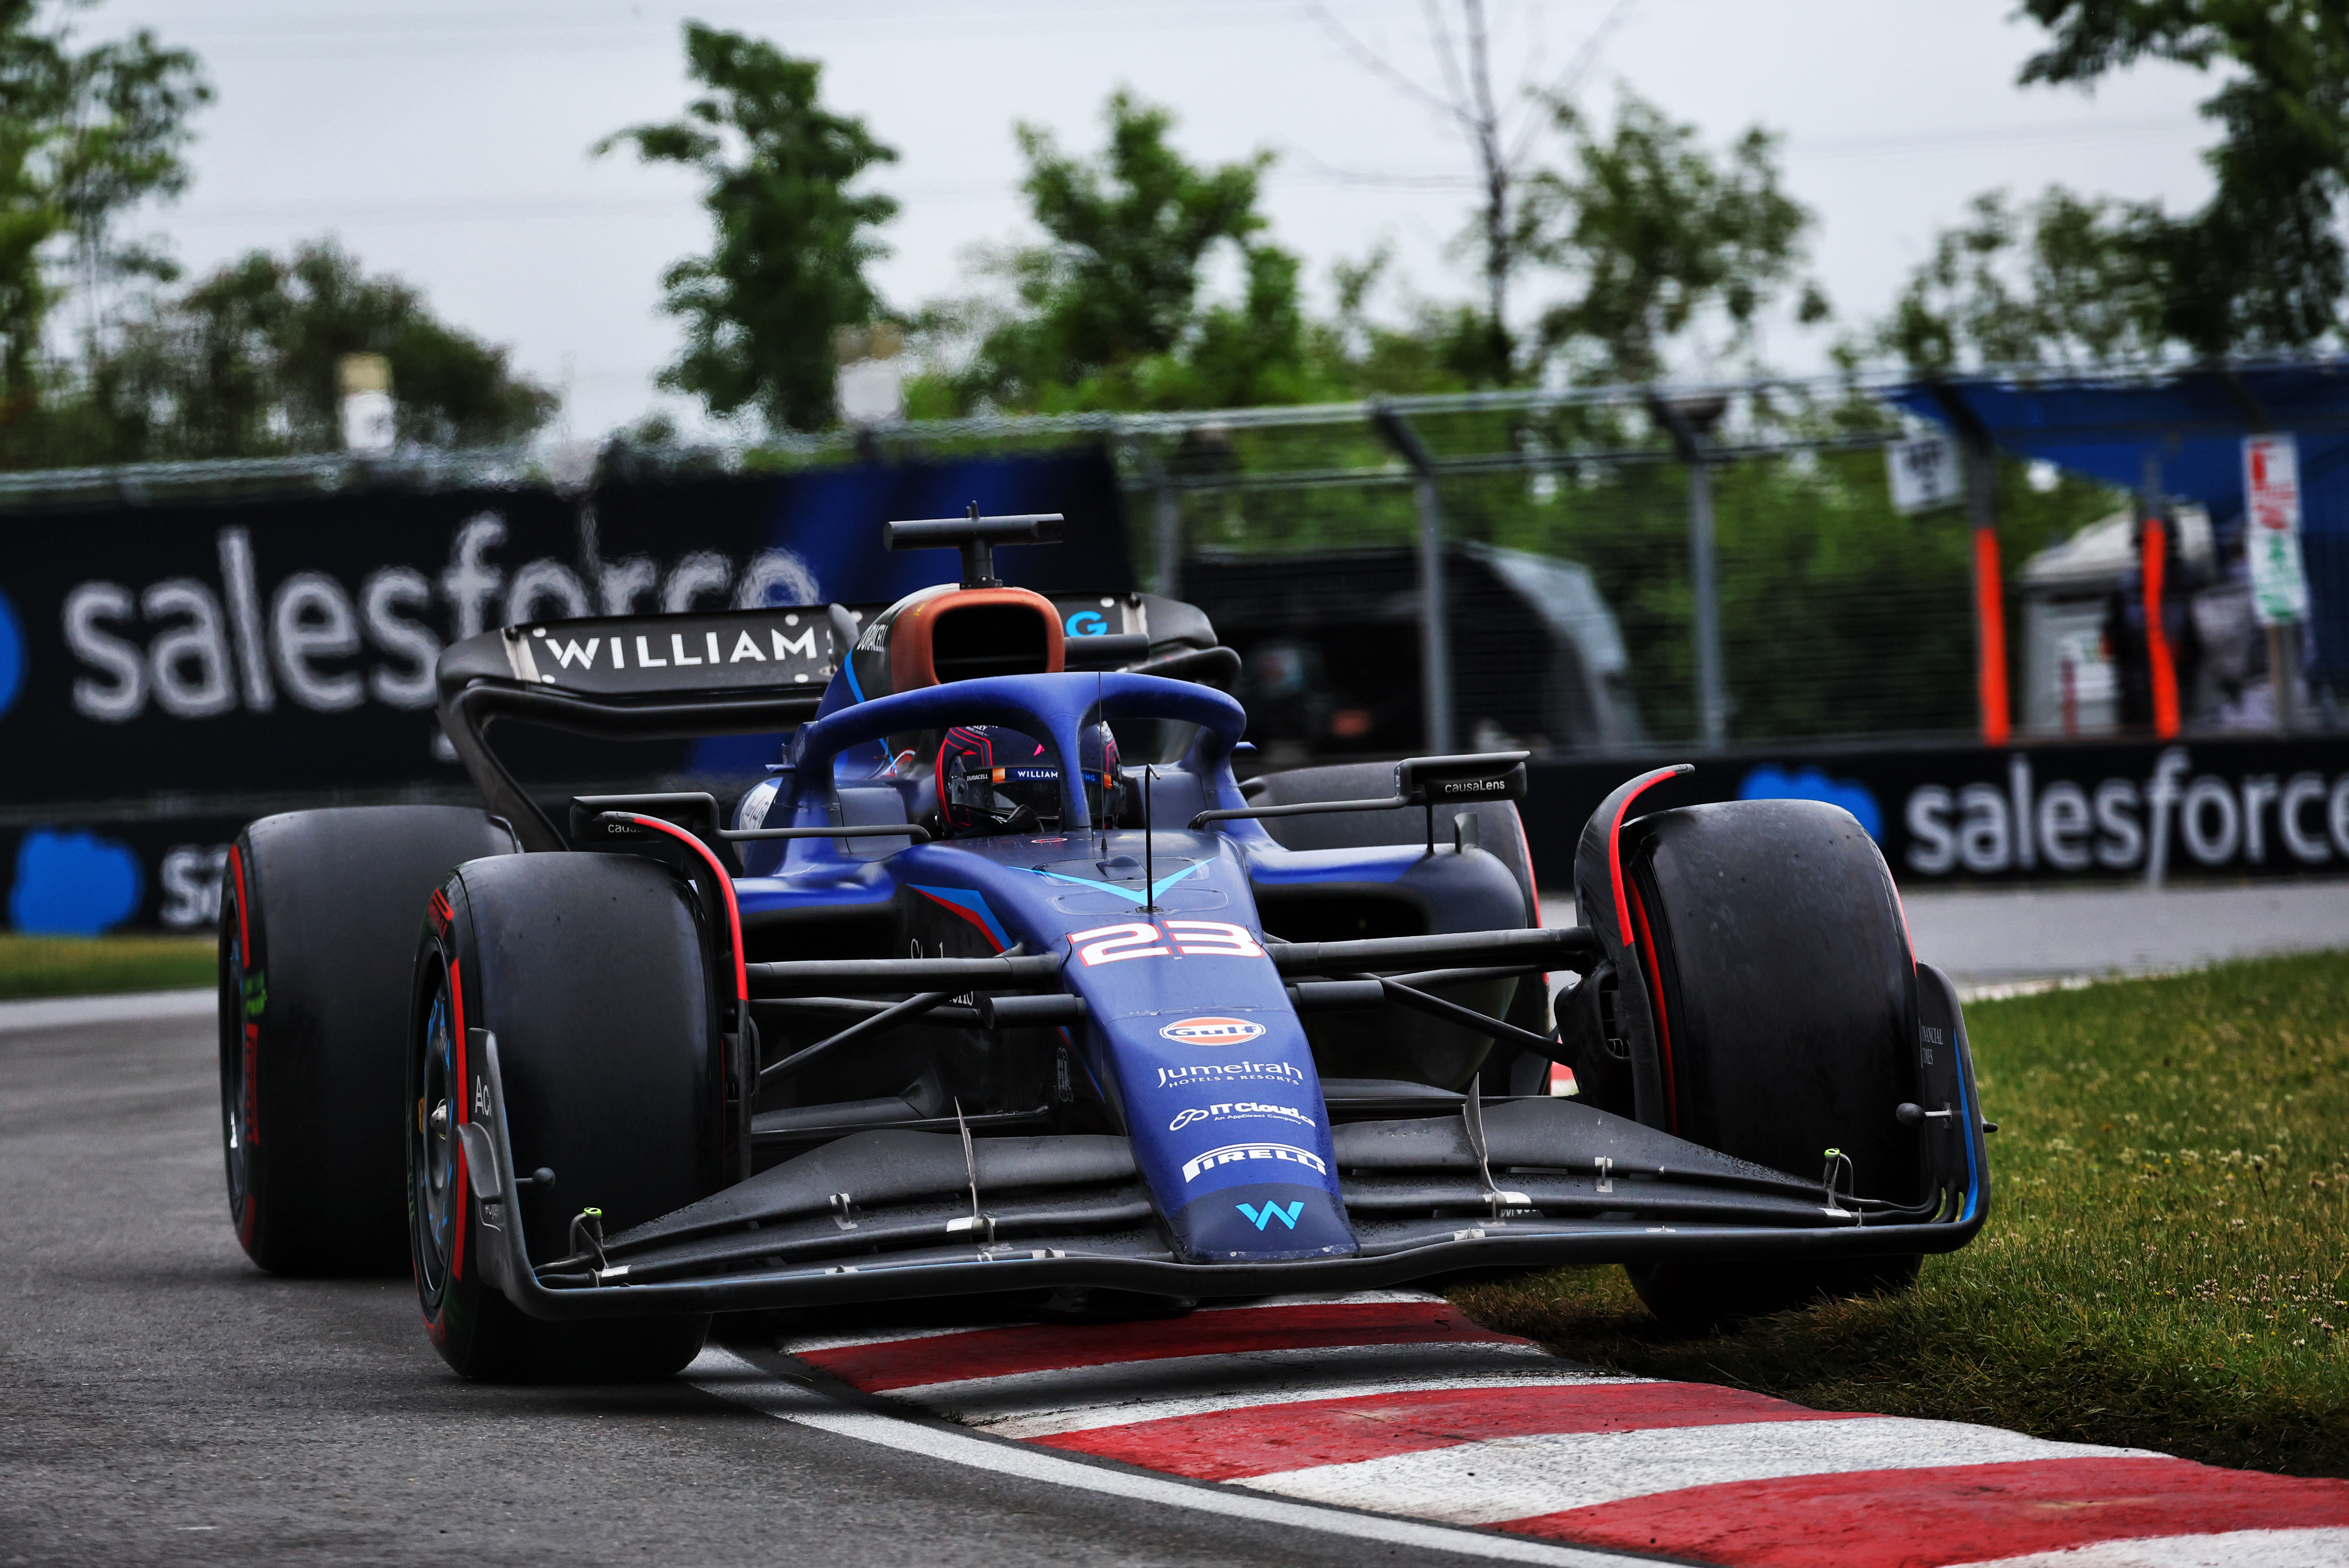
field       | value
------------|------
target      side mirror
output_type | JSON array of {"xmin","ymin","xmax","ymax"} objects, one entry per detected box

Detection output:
[{"xmin": 1395, "ymin": 750, "xmax": 1529, "ymax": 807}]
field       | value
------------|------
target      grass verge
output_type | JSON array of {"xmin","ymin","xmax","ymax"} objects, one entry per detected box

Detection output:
[
  {"xmin": 0, "ymin": 933, "xmax": 217, "ymax": 999},
  {"xmin": 1450, "ymin": 950, "xmax": 2349, "ymax": 1476}
]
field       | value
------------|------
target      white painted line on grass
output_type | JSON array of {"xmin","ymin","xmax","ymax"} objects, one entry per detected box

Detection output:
[
  {"xmin": 1238, "ymin": 1416, "xmax": 2171, "ymax": 1524},
  {"xmin": 1949, "ymin": 1526, "xmax": 2349, "ymax": 1568},
  {"xmin": 0, "ymin": 987, "xmax": 213, "ymax": 1033},
  {"xmin": 685, "ymin": 1347, "xmax": 1646, "ymax": 1567}
]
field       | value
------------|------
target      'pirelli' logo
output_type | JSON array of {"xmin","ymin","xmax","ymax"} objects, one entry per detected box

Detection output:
[{"xmin": 1179, "ymin": 1142, "xmax": 1328, "ymax": 1183}]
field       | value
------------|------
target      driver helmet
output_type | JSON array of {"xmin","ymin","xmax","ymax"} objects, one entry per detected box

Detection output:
[{"xmin": 936, "ymin": 723, "xmax": 1124, "ymax": 835}]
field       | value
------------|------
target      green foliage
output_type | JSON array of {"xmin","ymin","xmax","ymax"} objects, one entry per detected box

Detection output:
[
  {"xmin": 1517, "ymin": 92, "xmax": 1822, "ymax": 383},
  {"xmin": 1884, "ymin": 188, "xmax": 2174, "ymax": 371},
  {"xmin": 1296, "ymin": 248, "xmax": 1510, "ymax": 398},
  {"xmin": 12, "ymin": 239, "xmax": 555, "ymax": 464},
  {"xmin": 1165, "ymin": 396, "xmax": 2115, "ymax": 743},
  {"xmin": 600, "ymin": 24, "xmax": 898, "ymax": 432},
  {"xmin": 1892, "ymin": 0, "xmax": 2349, "ymax": 367},
  {"xmin": 922, "ymin": 91, "xmax": 1311, "ymax": 414},
  {"xmin": 1451, "ymin": 950, "xmax": 2349, "ymax": 1476},
  {"xmin": 0, "ymin": 0, "xmax": 207, "ymax": 400}
]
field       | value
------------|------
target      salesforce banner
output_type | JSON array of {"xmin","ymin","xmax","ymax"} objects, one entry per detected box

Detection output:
[
  {"xmin": 1520, "ymin": 735, "xmax": 2349, "ymax": 893},
  {"xmin": 0, "ymin": 451, "xmax": 1130, "ymax": 933}
]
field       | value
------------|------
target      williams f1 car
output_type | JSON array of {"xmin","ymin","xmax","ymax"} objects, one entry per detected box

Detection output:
[{"xmin": 219, "ymin": 510, "xmax": 1987, "ymax": 1379}]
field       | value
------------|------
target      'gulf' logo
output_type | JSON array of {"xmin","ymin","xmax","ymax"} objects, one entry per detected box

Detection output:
[{"xmin": 1159, "ymin": 1015, "xmax": 1265, "ymax": 1046}]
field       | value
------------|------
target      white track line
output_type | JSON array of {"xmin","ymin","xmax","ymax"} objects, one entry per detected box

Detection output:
[
  {"xmin": 873, "ymin": 1340, "xmax": 1559, "ymax": 1425},
  {"xmin": 984, "ymin": 1369, "xmax": 1647, "ymax": 1441},
  {"xmin": 1950, "ymin": 1528, "xmax": 2349, "ymax": 1568},
  {"xmin": 1238, "ymin": 1416, "xmax": 2171, "ymax": 1524},
  {"xmin": 782, "ymin": 1323, "xmax": 1000, "ymax": 1356},
  {"xmin": 777, "ymin": 1291, "xmax": 1455, "ymax": 1358},
  {"xmin": 686, "ymin": 1347, "xmax": 1646, "ymax": 1567},
  {"xmin": 0, "ymin": 987, "xmax": 213, "ymax": 1033}
]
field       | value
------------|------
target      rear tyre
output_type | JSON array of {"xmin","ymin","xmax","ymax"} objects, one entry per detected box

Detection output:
[
  {"xmin": 1615, "ymin": 799, "xmax": 1924, "ymax": 1330},
  {"xmin": 411, "ymin": 852, "xmax": 720, "ymax": 1382},
  {"xmin": 220, "ymin": 806, "xmax": 517, "ymax": 1274}
]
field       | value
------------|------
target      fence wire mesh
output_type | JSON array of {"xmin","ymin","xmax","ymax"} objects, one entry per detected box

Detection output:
[{"xmin": 1118, "ymin": 392, "xmax": 2119, "ymax": 760}]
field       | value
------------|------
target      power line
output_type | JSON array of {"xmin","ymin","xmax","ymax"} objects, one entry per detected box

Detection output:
[{"xmin": 155, "ymin": 112, "xmax": 2207, "ymax": 235}]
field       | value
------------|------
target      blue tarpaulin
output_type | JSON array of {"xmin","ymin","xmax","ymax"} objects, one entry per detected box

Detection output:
[{"xmin": 1891, "ymin": 361, "xmax": 2349, "ymax": 679}]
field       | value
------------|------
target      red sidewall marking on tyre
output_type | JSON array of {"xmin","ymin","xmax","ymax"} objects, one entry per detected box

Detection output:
[
  {"xmin": 448, "ymin": 956, "xmax": 468, "ymax": 1283},
  {"xmin": 1626, "ymin": 880, "xmax": 1677, "ymax": 1133}
]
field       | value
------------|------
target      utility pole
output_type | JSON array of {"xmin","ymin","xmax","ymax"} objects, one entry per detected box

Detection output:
[
  {"xmin": 1649, "ymin": 394, "xmax": 1729, "ymax": 752},
  {"xmin": 1370, "ymin": 401, "xmax": 1453, "ymax": 754}
]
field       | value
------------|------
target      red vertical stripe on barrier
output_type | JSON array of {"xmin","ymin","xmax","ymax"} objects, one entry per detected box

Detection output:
[
  {"xmin": 1973, "ymin": 525, "xmax": 2009, "ymax": 746},
  {"xmin": 2143, "ymin": 517, "xmax": 2180, "ymax": 739}
]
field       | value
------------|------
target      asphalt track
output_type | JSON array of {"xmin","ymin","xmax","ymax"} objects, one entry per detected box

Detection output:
[
  {"xmin": 1542, "ymin": 874, "xmax": 2349, "ymax": 993},
  {"xmin": 7, "ymin": 880, "xmax": 2349, "ymax": 1567}
]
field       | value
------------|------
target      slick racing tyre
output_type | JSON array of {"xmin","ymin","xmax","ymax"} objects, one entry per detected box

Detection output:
[
  {"xmin": 221, "ymin": 806, "xmax": 518, "ymax": 1274},
  {"xmin": 410, "ymin": 852, "xmax": 721, "ymax": 1382},
  {"xmin": 1616, "ymin": 799, "xmax": 1924, "ymax": 1330}
]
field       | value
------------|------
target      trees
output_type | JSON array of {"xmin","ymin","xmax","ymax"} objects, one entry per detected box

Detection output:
[
  {"xmin": 69, "ymin": 240, "xmax": 555, "ymax": 461},
  {"xmin": 1889, "ymin": 0, "xmax": 2348, "ymax": 368},
  {"xmin": 1517, "ymin": 93, "xmax": 1823, "ymax": 384},
  {"xmin": 1881, "ymin": 188, "xmax": 2172, "ymax": 371},
  {"xmin": 928, "ymin": 91, "xmax": 1306, "ymax": 414},
  {"xmin": 1307, "ymin": 0, "xmax": 1641, "ymax": 386},
  {"xmin": 598, "ymin": 24, "xmax": 898, "ymax": 434},
  {"xmin": 0, "ymin": 0, "xmax": 207, "ymax": 407},
  {"xmin": 2020, "ymin": 0, "xmax": 2347, "ymax": 353}
]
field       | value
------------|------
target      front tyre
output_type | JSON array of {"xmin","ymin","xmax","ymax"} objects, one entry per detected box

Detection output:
[
  {"xmin": 410, "ymin": 852, "xmax": 720, "ymax": 1381},
  {"xmin": 1616, "ymin": 799, "xmax": 1925, "ymax": 1330}
]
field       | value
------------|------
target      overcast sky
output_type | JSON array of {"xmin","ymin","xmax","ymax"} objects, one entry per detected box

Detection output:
[{"xmin": 100, "ymin": 0, "xmax": 2216, "ymax": 439}]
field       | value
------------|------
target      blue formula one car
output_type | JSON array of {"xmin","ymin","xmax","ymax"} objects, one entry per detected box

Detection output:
[{"xmin": 218, "ymin": 511, "xmax": 1988, "ymax": 1380}]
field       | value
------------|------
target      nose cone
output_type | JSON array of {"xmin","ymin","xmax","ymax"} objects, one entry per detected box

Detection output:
[{"xmin": 1089, "ymin": 1002, "xmax": 1359, "ymax": 1264}]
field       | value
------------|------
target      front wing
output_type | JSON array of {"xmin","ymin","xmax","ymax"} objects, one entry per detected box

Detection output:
[{"xmin": 452, "ymin": 964, "xmax": 1990, "ymax": 1320}]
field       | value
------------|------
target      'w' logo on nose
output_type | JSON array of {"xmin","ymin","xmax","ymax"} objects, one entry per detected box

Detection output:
[{"xmin": 1235, "ymin": 1200, "xmax": 1304, "ymax": 1230}]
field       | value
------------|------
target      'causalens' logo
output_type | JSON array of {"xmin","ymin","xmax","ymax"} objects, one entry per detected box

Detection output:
[
  {"xmin": 1235, "ymin": 1198, "xmax": 1306, "ymax": 1231},
  {"xmin": 1159, "ymin": 1015, "xmax": 1265, "ymax": 1046}
]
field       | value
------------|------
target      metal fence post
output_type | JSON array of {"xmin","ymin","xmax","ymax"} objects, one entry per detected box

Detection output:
[
  {"xmin": 1650, "ymin": 396, "xmax": 1729, "ymax": 751},
  {"xmin": 1369, "ymin": 401, "xmax": 1453, "ymax": 754},
  {"xmin": 1152, "ymin": 484, "xmax": 1182, "ymax": 601},
  {"xmin": 1124, "ymin": 436, "xmax": 1183, "ymax": 599}
]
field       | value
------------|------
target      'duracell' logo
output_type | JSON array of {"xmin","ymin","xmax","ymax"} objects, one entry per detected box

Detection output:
[{"xmin": 1158, "ymin": 1016, "xmax": 1266, "ymax": 1046}]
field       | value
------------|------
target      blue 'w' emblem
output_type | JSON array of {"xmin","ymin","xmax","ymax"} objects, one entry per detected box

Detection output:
[{"xmin": 1235, "ymin": 1200, "xmax": 1304, "ymax": 1230}]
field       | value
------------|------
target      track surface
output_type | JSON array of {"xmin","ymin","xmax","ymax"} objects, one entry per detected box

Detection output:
[
  {"xmin": 10, "ymin": 905, "xmax": 2349, "ymax": 1567},
  {"xmin": 1543, "ymin": 874, "xmax": 2349, "ymax": 991},
  {"xmin": 0, "ymin": 1002, "xmax": 1524, "ymax": 1568}
]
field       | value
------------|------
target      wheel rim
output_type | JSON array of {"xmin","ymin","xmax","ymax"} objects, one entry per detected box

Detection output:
[
  {"xmin": 410, "ymin": 970, "xmax": 458, "ymax": 1303},
  {"xmin": 219, "ymin": 901, "xmax": 251, "ymax": 1222}
]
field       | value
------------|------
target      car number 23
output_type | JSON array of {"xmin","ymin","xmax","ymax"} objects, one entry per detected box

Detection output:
[{"xmin": 1067, "ymin": 920, "xmax": 1266, "ymax": 966}]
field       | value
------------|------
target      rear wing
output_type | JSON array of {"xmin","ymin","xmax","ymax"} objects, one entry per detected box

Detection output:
[{"xmin": 435, "ymin": 593, "xmax": 1218, "ymax": 851}]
